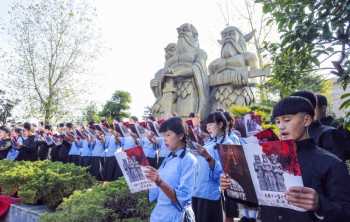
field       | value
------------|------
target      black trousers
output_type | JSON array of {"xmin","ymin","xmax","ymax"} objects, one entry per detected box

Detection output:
[
  {"xmin": 80, "ymin": 156, "xmax": 92, "ymax": 167},
  {"xmin": 223, "ymin": 195, "xmax": 239, "ymax": 218},
  {"xmin": 91, "ymin": 156, "xmax": 104, "ymax": 180},
  {"xmin": 192, "ymin": 197, "xmax": 223, "ymax": 222},
  {"xmin": 103, "ymin": 156, "xmax": 122, "ymax": 181}
]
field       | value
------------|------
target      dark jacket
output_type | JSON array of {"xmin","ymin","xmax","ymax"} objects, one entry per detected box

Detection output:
[
  {"xmin": 58, "ymin": 140, "xmax": 71, "ymax": 163},
  {"xmin": 16, "ymin": 135, "xmax": 37, "ymax": 161},
  {"xmin": 320, "ymin": 116, "xmax": 339, "ymax": 128},
  {"xmin": 260, "ymin": 139, "xmax": 350, "ymax": 222},
  {"xmin": 309, "ymin": 121, "xmax": 350, "ymax": 160},
  {"xmin": 0, "ymin": 138, "xmax": 12, "ymax": 159}
]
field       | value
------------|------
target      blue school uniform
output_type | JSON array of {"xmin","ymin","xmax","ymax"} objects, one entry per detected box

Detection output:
[
  {"xmin": 228, "ymin": 130, "xmax": 241, "ymax": 145},
  {"xmin": 149, "ymin": 147, "xmax": 197, "ymax": 222},
  {"xmin": 193, "ymin": 135, "xmax": 237, "ymax": 200},
  {"xmin": 120, "ymin": 136, "xmax": 137, "ymax": 150},
  {"xmin": 104, "ymin": 136, "xmax": 120, "ymax": 157},
  {"xmin": 68, "ymin": 140, "xmax": 82, "ymax": 156},
  {"xmin": 139, "ymin": 136, "xmax": 157, "ymax": 158},
  {"xmin": 91, "ymin": 139, "xmax": 105, "ymax": 157},
  {"xmin": 80, "ymin": 139, "xmax": 92, "ymax": 157},
  {"xmin": 6, "ymin": 137, "xmax": 23, "ymax": 160}
]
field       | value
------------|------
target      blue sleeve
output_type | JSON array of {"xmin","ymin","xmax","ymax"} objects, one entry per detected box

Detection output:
[
  {"xmin": 173, "ymin": 155, "xmax": 197, "ymax": 211},
  {"xmin": 209, "ymin": 148, "xmax": 223, "ymax": 182},
  {"xmin": 149, "ymin": 187, "xmax": 159, "ymax": 203}
]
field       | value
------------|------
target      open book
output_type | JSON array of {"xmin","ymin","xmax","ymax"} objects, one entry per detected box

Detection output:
[
  {"xmin": 115, "ymin": 146, "xmax": 156, "ymax": 193},
  {"xmin": 218, "ymin": 130, "xmax": 305, "ymax": 211}
]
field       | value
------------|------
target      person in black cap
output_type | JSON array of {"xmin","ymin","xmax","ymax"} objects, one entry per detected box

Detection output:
[
  {"xmin": 221, "ymin": 96, "xmax": 350, "ymax": 222},
  {"xmin": 16, "ymin": 122, "xmax": 37, "ymax": 161},
  {"xmin": 291, "ymin": 91, "xmax": 350, "ymax": 161},
  {"xmin": 0, "ymin": 126, "xmax": 12, "ymax": 159},
  {"xmin": 315, "ymin": 94, "xmax": 339, "ymax": 128}
]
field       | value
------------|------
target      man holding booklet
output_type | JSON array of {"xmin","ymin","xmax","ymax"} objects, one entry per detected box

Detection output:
[{"xmin": 221, "ymin": 96, "xmax": 350, "ymax": 222}]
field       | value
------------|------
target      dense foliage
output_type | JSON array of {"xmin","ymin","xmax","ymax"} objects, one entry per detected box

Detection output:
[
  {"xmin": 0, "ymin": 160, "xmax": 95, "ymax": 209},
  {"xmin": 40, "ymin": 178, "xmax": 153, "ymax": 222}
]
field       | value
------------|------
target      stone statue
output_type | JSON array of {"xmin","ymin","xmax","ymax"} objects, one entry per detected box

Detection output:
[
  {"xmin": 150, "ymin": 24, "xmax": 269, "ymax": 119},
  {"xmin": 208, "ymin": 26, "xmax": 264, "ymax": 111},
  {"xmin": 151, "ymin": 23, "xmax": 209, "ymax": 118},
  {"xmin": 150, "ymin": 43, "xmax": 177, "ymax": 116}
]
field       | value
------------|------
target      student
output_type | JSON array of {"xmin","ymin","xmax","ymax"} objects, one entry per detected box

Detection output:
[
  {"xmin": 315, "ymin": 94, "xmax": 339, "ymax": 128},
  {"xmin": 0, "ymin": 126, "xmax": 12, "ymax": 160},
  {"xmin": 90, "ymin": 128, "xmax": 106, "ymax": 180},
  {"xmin": 191, "ymin": 112, "xmax": 235, "ymax": 222},
  {"xmin": 16, "ymin": 122, "xmax": 37, "ymax": 161},
  {"xmin": 145, "ymin": 117, "xmax": 197, "ymax": 222},
  {"xmin": 78, "ymin": 132, "xmax": 92, "ymax": 168},
  {"xmin": 6, "ymin": 128, "xmax": 22, "ymax": 161},
  {"xmin": 37, "ymin": 125, "xmax": 53, "ymax": 160},
  {"xmin": 291, "ymin": 91, "xmax": 350, "ymax": 161},
  {"xmin": 58, "ymin": 123, "xmax": 74, "ymax": 163},
  {"xmin": 103, "ymin": 129, "xmax": 122, "ymax": 181},
  {"xmin": 140, "ymin": 130, "xmax": 159, "ymax": 168},
  {"xmin": 156, "ymin": 135, "xmax": 170, "ymax": 168},
  {"xmin": 221, "ymin": 96, "xmax": 350, "ymax": 222},
  {"xmin": 223, "ymin": 111, "xmax": 242, "ymax": 144},
  {"xmin": 68, "ymin": 135, "xmax": 82, "ymax": 165}
]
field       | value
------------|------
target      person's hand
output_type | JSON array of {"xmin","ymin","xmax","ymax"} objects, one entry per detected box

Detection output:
[
  {"xmin": 220, "ymin": 174, "xmax": 231, "ymax": 191},
  {"xmin": 145, "ymin": 166, "xmax": 161, "ymax": 185},
  {"xmin": 286, "ymin": 187, "xmax": 319, "ymax": 211}
]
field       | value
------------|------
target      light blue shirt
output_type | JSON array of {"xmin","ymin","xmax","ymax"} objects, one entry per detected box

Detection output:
[
  {"xmin": 193, "ymin": 135, "xmax": 239, "ymax": 200},
  {"xmin": 120, "ymin": 136, "xmax": 137, "ymax": 150},
  {"xmin": 68, "ymin": 140, "xmax": 82, "ymax": 156},
  {"xmin": 91, "ymin": 139, "xmax": 105, "ymax": 157},
  {"xmin": 140, "ymin": 136, "xmax": 157, "ymax": 158},
  {"xmin": 6, "ymin": 137, "xmax": 23, "ymax": 160},
  {"xmin": 80, "ymin": 139, "xmax": 92, "ymax": 157},
  {"xmin": 157, "ymin": 137, "xmax": 170, "ymax": 158},
  {"xmin": 104, "ymin": 136, "xmax": 121, "ymax": 157},
  {"xmin": 228, "ymin": 130, "xmax": 241, "ymax": 145},
  {"xmin": 149, "ymin": 148, "xmax": 197, "ymax": 222}
]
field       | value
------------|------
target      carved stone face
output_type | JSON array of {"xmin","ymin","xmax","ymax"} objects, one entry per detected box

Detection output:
[
  {"xmin": 221, "ymin": 27, "xmax": 239, "ymax": 44},
  {"xmin": 254, "ymin": 154, "xmax": 261, "ymax": 163},
  {"xmin": 262, "ymin": 154, "xmax": 268, "ymax": 163},
  {"xmin": 176, "ymin": 23, "xmax": 199, "ymax": 52},
  {"xmin": 270, "ymin": 153, "xmax": 278, "ymax": 164},
  {"xmin": 219, "ymin": 26, "xmax": 247, "ymax": 56},
  {"xmin": 164, "ymin": 43, "xmax": 176, "ymax": 60}
]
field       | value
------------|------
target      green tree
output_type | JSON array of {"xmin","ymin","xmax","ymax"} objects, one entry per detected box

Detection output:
[
  {"xmin": 100, "ymin": 90, "xmax": 131, "ymax": 120},
  {"xmin": 0, "ymin": 90, "xmax": 19, "ymax": 126},
  {"xmin": 2, "ymin": 0, "xmax": 100, "ymax": 124},
  {"xmin": 257, "ymin": 0, "xmax": 350, "ymax": 89},
  {"xmin": 81, "ymin": 103, "xmax": 100, "ymax": 123},
  {"xmin": 263, "ymin": 42, "xmax": 325, "ymax": 98}
]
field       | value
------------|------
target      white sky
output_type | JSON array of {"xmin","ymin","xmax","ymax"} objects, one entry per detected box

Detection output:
[{"xmin": 0, "ymin": 0, "xmax": 274, "ymax": 119}]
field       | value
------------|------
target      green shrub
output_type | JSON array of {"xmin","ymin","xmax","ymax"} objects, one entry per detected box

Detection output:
[
  {"xmin": 40, "ymin": 178, "xmax": 153, "ymax": 222},
  {"xmin": 0, "ymin": 160, "xmax": 95, "ymax": 209}
]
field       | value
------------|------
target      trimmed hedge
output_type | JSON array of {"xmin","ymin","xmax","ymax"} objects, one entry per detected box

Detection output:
[
  {"xmin": 40, "ymin": 178, "xmax": 153, "ymax": 222},
  {"xmin": 0, "ymin": 160, "xmax": 95, "ymax": 209}
]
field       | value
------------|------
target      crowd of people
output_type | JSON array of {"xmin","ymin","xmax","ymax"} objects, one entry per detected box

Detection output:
[{"xmin": 1, "ymin": 91, "xmax": 350, "ymax": 222}]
